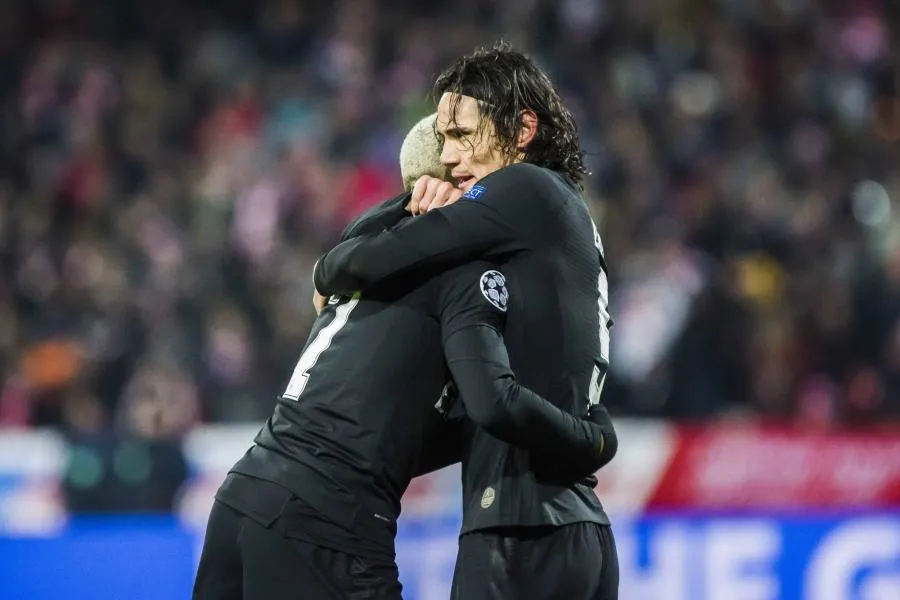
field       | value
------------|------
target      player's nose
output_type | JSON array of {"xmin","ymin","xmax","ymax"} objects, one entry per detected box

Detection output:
[{"xmin": 440, "ymin": 142, "xmax": 459, "ymax": 168}]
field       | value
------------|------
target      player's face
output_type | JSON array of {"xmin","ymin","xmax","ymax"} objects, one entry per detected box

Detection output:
[{"xmin": 436, "ymin": 93, "xmax": 518, "ymax": 193}]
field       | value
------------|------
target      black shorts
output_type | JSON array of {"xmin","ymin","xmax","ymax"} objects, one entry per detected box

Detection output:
[
  {"xmin": 451, "ymin": 522, "xmax": 619, "ymax": 600},
  {"xmin": 193, "ymin": 478, "xmax": 402, "ymax": 600}
]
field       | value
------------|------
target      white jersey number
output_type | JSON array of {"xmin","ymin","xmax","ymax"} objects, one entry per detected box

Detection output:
[
  {"xmin": 589, "ymin": 219, "xmax": 612, "ymax": 407},
  {"xmin": 282, "ymin": 293, "xmax": 361, "ymax": 400}
]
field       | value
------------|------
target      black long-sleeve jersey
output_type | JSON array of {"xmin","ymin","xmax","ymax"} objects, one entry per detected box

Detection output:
[
  {"xmin": 226, "ymin": 255, "xmax": 608, "ymax": 554},
  {"xmin": 314, "ymin": 162, "xmax": 614, "ymax": 534}
]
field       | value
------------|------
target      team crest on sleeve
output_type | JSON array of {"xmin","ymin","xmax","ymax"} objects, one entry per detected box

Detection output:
[
  {"xmin": 479, "ymin": 270, "xmax": 509, "ymax": 312},
  {"xmin": 463, "ymin": 183, "xmax": 486, "ymax": 200}
]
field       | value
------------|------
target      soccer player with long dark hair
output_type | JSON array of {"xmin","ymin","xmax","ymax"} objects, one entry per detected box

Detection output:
[{"xmin": 316, "ymin": 42, "xmax": 619, "ymax": 599}]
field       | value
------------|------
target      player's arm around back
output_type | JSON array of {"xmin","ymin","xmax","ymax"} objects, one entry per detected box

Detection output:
[
  {"xmin": 314, "ymin": 164, "xmax": 562, "ymax": 297},
  {"xmin": 338, "ymin": 192, "xmax": 412, "ymax": 242},
  {"xmin": 439, "ymin": 262, "xmax": 614, "ymax": 475},
  {"xmin": 411, "ymin": 402, "xmax": 466, "ymax": 477}
]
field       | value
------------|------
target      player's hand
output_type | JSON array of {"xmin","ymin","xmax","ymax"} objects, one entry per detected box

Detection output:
[
  {"xmin": 408, "ymin": 175, "xmax": 463, "ymax": 215},
  {"xmin": 312, "ymin": 259, "xmax": 328, "ymax": 314},
  {"xmin": 587, "ymin": 407, "xmax": 606, "ymax": 459},
  {"xmin": 313, "ymin": 290, "xmax": 328, "ymax": 314},
  {"xmin": 531, "ymin": 406, "xmax": 612, "ymax": 485}
]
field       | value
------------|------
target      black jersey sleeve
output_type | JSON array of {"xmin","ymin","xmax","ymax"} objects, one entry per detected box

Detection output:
[
  {"xmin": 438, "ymin": 263, "xmax": 608, "ymax": 473},
  {"xmin": 411, "ymin": 412, "xmax": 465, "ymax": 477},
  {"xmin": 315, "ymin": 164, "xmax": 560, "ymax": 296},
  {"xmin": 338, "ymin": 192, "xmax": 412, "ymax": 242}
]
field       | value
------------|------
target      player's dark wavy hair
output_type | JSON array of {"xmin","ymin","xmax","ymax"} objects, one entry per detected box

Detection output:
[{"xmin": 433, "ymin": 41, "xmax": 588, "ymax": 186}]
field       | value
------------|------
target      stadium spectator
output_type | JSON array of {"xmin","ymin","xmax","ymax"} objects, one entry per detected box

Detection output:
[{"xmin": 0, "ymin": 0, "xmax": 897, "ymax": 434}]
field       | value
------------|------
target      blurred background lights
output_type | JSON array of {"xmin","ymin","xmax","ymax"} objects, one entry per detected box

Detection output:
[{"xmin": 851, "ymin": 180, "xmax": 891, "ymax": 229}]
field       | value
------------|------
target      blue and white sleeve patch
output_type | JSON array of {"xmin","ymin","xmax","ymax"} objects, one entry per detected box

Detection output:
[{"xmin": 463, "ymin": 183, "xmax": 487, "ymax": 200}]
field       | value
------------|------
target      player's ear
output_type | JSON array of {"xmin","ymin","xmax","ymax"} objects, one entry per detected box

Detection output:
[{"xmin": 517, "ymin": 110, "xmax": 538, "ymax": 150}]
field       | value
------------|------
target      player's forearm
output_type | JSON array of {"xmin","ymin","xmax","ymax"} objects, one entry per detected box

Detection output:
[
  {"xmin": 445, "ymin": 326, "xmax": 604, "ymax": 468},
  {"xmin": 463, "ymin": 367, "xmax": 604, "ymax": 464},
  {"xmin": 338, "ymin": 192, "xmax": 412, "ymax": 242},
  {"xmin": 314, "ymin": 230, "xmax": 417, "ymax": 295},
  {"xmin": 314, "ymin": 202, "xmax": 519, "ymax": 295}
]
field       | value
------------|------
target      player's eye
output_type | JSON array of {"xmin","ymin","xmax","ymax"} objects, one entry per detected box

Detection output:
[{"xmin": 445, "ymin": 128, "xmax": 471, "ymax": 141}]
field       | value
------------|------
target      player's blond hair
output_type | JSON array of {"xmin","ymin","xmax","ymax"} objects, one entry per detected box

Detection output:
[{"xmin": 399, "ymin": 113, "xmax": 451, "ymax": 191}]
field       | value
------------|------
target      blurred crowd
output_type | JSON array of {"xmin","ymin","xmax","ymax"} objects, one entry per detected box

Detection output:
[{"xmin": 0, "ymin": 0, "xmax": 898, "ymax": 451}]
